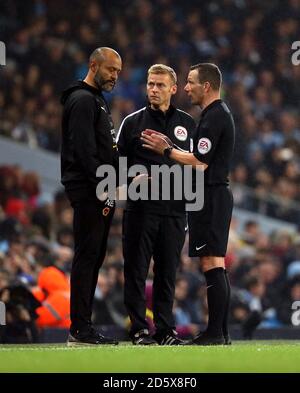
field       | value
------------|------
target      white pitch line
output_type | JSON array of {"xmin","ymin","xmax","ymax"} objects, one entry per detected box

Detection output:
[{"xmin": 0, "ymin": 346, "xmax": 107, "ymax": 351}]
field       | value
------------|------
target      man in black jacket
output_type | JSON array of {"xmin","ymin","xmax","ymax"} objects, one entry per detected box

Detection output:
[
  {"xmin": 61, "ymin": 47, "xmax": 122, "ymax": 345},
  {"xmin": 117, "ymin": 64, "xmax": 195, "ymax": 345}
]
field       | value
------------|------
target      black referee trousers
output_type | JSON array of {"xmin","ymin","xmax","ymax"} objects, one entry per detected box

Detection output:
[
  {"xmin": 123, "ymin": 210, "xmax": 186, "ymax": 336},
  {"xmin": 70, "ymin": 197, "xmax": 114, "ymax": 333}
]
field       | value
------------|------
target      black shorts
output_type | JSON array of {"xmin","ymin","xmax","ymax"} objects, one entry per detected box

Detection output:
[{"xmin": 188, "ymin": 185, "xmax": 233, "ymax": 257}]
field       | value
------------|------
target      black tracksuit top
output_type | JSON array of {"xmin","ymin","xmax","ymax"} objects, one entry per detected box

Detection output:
[
  {"xmin": 117, "ymin": 104, "xmax": 196, "ymax": 216},
  {"xmin": 60, "ymin": 81, "xmax": 118, "ymax": 200}
]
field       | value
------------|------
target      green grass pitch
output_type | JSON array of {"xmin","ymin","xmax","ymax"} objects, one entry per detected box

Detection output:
[{"xmin": 0, "ymin": 341, "xmax": 300, "ymax": 373}]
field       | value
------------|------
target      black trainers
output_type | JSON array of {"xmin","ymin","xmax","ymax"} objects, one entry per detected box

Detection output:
[
  {"xmin": 224, "ymin": 334, "xmax": 232, "ymax": 345},
  {"xmin": 153, "ymin": 330, "xmax": 186, "ymax": 346},
  {"xmin": 191, "ymin": 331, "xmax": 225, "ymax": 346},
  {"xmin": 67, "ymin": 327, "xmax": 118, "ymax": 346},
  {"xmin": 132, "ymin": 329, "xmax": 157, "ymax": 345}
]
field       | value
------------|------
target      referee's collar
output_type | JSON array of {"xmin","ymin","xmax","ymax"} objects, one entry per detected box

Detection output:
[
  {"xmin": 201, "ymin": 99, "xmax": 223, "ymax": 117},
  {"xmin": 147, "ymin": 102, "xmax": 176, "ymax": 118}
]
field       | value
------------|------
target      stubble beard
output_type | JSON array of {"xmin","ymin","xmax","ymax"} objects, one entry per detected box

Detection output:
[{"xmin": 94, "ymin": 72, "xmax": 114, "ymax": 92}]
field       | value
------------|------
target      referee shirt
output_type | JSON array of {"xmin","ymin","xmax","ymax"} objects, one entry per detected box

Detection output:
[
  {"xmin": 117, "ymin": 104, "xmax": 195, "ymax": 216},
  {"xmin": 193, "ymin": 99, "xmax": 235, "ymax": 186}
]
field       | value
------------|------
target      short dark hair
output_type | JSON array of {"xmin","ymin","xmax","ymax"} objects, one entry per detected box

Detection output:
[{"xmin": 190, "ymin": 63, "xmax": 222, "ymax": 91}]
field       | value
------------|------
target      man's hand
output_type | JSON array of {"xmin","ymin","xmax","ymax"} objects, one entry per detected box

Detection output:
[
  {"xmin": 132, "ymin": 173, "xmax": 151, "ymax": 184},
  {"xmin": 115, "ymin": 174, "xmax": 151, "ymax": 201},
  {"xmin": 142, "ymin": 129, "xmax": 173, "ymax": 146},
  {"xmin": 141, "ymin": 129, "xmax": 172, "ymax": 155}
]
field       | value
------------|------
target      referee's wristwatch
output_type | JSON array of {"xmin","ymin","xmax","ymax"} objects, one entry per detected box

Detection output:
[{"xmin": 163, "ymin": 146, "xmax": 173, "ymax": 158}]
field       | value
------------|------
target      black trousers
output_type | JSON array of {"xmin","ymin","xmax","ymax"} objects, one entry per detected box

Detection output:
[
  {"xmin": 123, "ymin": 210, "xmax": 186, "ymax": 336},
  {"xmin": 69, "ymin": 196, "xmax": 114, "ymax": 333}
]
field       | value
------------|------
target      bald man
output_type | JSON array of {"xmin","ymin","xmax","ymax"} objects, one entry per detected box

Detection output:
[{"xmin": 61, "ymin": 47, "xmax": 122, "ymax": 345}]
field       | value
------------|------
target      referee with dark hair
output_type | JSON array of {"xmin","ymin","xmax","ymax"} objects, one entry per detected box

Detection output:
[{"xmin": 141, "ymin": 63, "xmax": 235, "ymax": 345}]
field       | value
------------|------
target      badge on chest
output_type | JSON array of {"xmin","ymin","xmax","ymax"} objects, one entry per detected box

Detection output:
[{"xmin": 174, "ymin": 126, "xmax": 188, "ymax": 141}]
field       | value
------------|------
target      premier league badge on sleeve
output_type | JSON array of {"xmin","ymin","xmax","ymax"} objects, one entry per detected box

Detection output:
[
  {"xmin": 174, "ymin": 126, "xmax": 188, "ymax": 141},
  {"xmin": 197, "ymin": 138, "xmax": 212, "ymax": 154}
]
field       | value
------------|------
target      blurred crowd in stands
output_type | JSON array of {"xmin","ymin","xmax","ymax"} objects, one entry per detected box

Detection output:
[
  {"xmin": 0, "ymin": 0, "xmax": 300, "ymax": 342},
  {"xmin": 1, "ymin": 164, "xmax": 300, "ymax": 342}
]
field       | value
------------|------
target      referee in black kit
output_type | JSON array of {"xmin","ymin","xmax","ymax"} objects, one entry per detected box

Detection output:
[
  {"xmin": 60, "ymin": 47, "xmax": 122, "ymax": 345},
  {"xmin": 117, "ymin": 64, "xmax": 195, "ymax": 345},
  {"xmin": 141, "ymin": 63, "xmax": 235, "ymax": 345}
]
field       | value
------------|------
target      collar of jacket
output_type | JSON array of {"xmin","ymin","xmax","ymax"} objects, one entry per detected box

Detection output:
[
  {"xmin": 146, "ymin": 102, "xmax": 176, "ymax": 119},
  {"xmin": 200, "ymin": 98, "xmax": 223, "ymax": 117},
  {"xmin": 78, "ymin": 81, "xmax": 111, "ymax": 113}
]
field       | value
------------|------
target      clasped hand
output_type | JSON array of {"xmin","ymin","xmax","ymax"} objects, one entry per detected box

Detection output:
[{"xmin": 141, "ymin": 129, "xmax": 173, "ymax": 155}]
